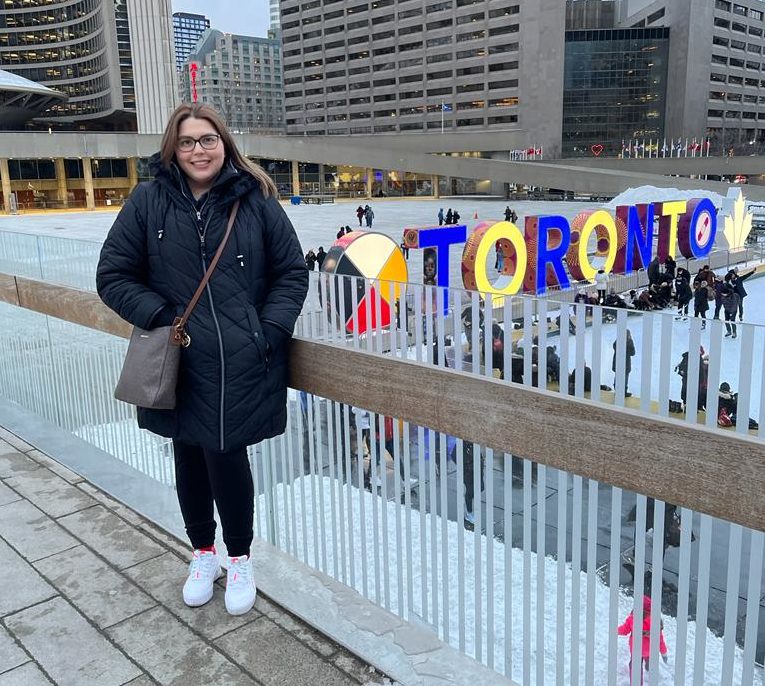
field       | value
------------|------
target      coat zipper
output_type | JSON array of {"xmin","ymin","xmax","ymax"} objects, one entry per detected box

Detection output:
[{"xmin": 189, "ymin": 201, "xmax": 227, "ymax": 452}]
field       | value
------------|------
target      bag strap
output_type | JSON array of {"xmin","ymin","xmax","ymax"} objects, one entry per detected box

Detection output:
[{"xmin": 172, "ymin": 200, "xmax": 240, "ymax": 344}]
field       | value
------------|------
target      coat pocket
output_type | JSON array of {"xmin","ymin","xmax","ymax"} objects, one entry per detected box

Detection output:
[{"xmin": 246, "ymin": 306, "xmax": 269, "ymax": 363}]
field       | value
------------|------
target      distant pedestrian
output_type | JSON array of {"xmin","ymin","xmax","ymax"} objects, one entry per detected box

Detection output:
[
  {"xmin": 438, "ymin": 208, "xmax": 444, "ymax": 226},
  {"xmin": 728, "ymin": 267, "xmax": 755, "ymax": 320},
  {"xmin": 364, "ymin": 205, "xmax": 374, "ymax": 228},
  {"xmin": 618, "ymin": 596, "xmax": 668, "ymax": 684},
  {"xmin": 693, "ymin": 281, "xmax": 709, "ymax": 329},
  {"xmin": 612, "ymin": 329, "xmax": 636, "ymax": 397},
  {"xmin": 722, "ymin": 284, "xmax": 740, "ymax": 338},
  {"xmin": 316, "ymin": 246, "xmax": 327, "ymax": 269},
  {"xmin": 504, "ymin": 206, "xmax": 513, "ymax": 222},
  {"xmin": 305, "ymin": 250, "xmax": 317, "ymax": 271},
  {"xmin": 445, "ymin": 208, "xmax": 453, "ymax": 225},
  {"xmin": 336, "ymin": 227, "xmax": 344, "ymax": 240},
  {"xmin": 356, "ymin": 205, "xmax": 365, "ymax": 227},
  {"xmin": 453, "ymin": 210, "xmax": 461, "ymax": 224},
  {"xmin": 595, "ymin": 268, "xmax": 608, "ymax": 304},
  {"xmin": 400, "ymin": 241, "xmax": 409, "ymax": 259}
]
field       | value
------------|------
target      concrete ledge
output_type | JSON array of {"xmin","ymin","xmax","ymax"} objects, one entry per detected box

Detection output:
[{"xmin": 0, "ymin": 397, "xmax": 517, "ymax": 686}]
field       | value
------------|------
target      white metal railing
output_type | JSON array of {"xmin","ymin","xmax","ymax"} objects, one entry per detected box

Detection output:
[
  {"xmin": 299, "ymin": 271, "xmax": 765, "ymax": 440},
  {"xmin": 1, "ymin": 280, "xmax": 764, "ymax": 684}
]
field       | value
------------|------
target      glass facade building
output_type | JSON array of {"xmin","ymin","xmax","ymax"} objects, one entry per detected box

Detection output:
[
  {"xmin": 563, "ymin": 27, "xmax": 669, "ymax": 157},
  {"xmin": 172, "ymin": 12, "xmax": 209, "ymax": 72}
]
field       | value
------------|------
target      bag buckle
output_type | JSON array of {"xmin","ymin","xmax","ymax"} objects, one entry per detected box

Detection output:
[{"xmin": 172, "ymin": 325, "xmax": 191, "ymax": 348}]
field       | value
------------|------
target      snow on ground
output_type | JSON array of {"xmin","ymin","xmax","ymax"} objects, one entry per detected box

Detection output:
[
  {"xmin": 605, "ymin": 186, "xmax": 727, "ymax": 210},
  {"xmin": 258, "ymin": 475, "xmax": 764, "ymax": 685}
]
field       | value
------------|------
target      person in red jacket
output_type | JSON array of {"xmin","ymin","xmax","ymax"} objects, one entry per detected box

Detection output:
[{"xmin": 618, "ymin": 596, "xmax": 668, "ymax": 684}]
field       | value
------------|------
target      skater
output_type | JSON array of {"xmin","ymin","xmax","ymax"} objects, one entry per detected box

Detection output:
[
  {"xmin": 453, "ymin": 209, "xmax": 461, "ymax": 224},
  {"xmin": 495, "ymin": 240, "xmax": 504, "ymax": 271},
  {"xmin": 445, "ymin": 208, "xmax": 453, "ymax": 225},
  {"xmin": 96, "ymin": 102, "xmax": 308, "ymax": 617},
  {"xmin": 693, "ymin": 280, "xmax": 709, "ymax": 329},
  {"xmin": 721, "ymin": 283, "xmax": 740, "ymax": 338},
  {"xmin": 729, "ymin": 266, "xmax": 756, "ymax": 320},
  {"xmin": 305, "ymin": 250, "xmax": 317, "ymax": 271},
  {"xmin": 612, "ymin": 329, "xmax": 636, "ymax": 397},
  {"xmin": 356, "ymin": 205, "xmax": 365, "ymax": 227},
  {"xmin": 674, "ymin": 272, "xmax": 692, "ymax": 319},
  {"xmin": 437, "ymin": 208, "xmax": 444, "ymax": 226},
  {"xmin": 364, "ymin": 204, "xmax": 374, "ymax": 228},
  {"xmin": 595, "ymin": 268, "xmax": 608, "ymax": 305},
  {"xmin": 316, "ymin": 246, "xmax": 327, "ymax": 270},
  {"xmin": 504, "ymin": 205, "xmax": 513, "ymax": 222},
  {"xmin": 336, "ymin": 227, "xmax": 344, "ymax": 240},
  {"xmin": 664, "ymin": 255, "xmax": 676, "ymax": 280},
  {"xmin": 618, "ymin": 596, "xmax": 668, "ymax": 684},
  {"xmin": 400, "ymin": 241, "xmax": 409, "ymax": 259}
]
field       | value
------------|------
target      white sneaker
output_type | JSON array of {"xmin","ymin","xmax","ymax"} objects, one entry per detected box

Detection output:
[
  {"xmin": 464, "ymin": 510, "xmax": 476, "ymax": 525},
  {"xmin": 183, "ymin": 548, "xmax": 222, "ymax": 607},
  {"xmin": 225, "ymin": 554, "xmax": 257, "ymax": 616}
]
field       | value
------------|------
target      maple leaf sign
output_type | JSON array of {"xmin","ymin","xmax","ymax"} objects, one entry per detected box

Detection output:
[{"xmin": 722, "ymin": 190, "xmax": 753, "ymax": 250}]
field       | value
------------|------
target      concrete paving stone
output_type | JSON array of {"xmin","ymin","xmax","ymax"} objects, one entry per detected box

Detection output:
[
  {"xmin": 123, "ymin": 552, "xmax": 254, "ymax": 640},
  {"xmin": 34, "ymin": 545, "xmax": 156, "ymax": 630},
  {"xmin": 121, "ymin": 677, "xmax": 155, "ymax": 686},
  {"xmin": 215, "ymin": 616, "xmax": 358, "ymax": 686},
  {"xmin": 0, "ymin": 500, "xmax": 78, "ymax": 563},
  {"xmin": 0, "ymin": 662, "xmax": 52, "ymax": 685},
  {"xmin": 107, "ymin": 606, "xmax": 257, "ymax": 686},
  {"xmin": 135, "ymin": 521, "xmax": 189, "ymax": 560},
  {"xmin": 57, "ymin": 505, "xmax": 164, "ymax": 570},
  {"xmin": 0, "ymin": 430, "xmax": 34, "ymax": 453},
  {"xmin": 5, "ymin": 597, "xmax": 140, "ymax": 686},
  {"xmin": 75, "ymin": 483, "xmax": 144, "ymax": 527},
  {"xmin": 0, "ymin": 450, "xmax": 40, "ymax": 479},
  {"xmin": 0, "ymin": 540, "xmax": 57, "ymax": 616},
  {"xmin": 0, "ymin": 626, "xmax": 28, "ymax": 674},
  {"xmin": 253, "ymin": 595, "xmax": 337, "ymax": 657},
  {"xmin": 0, "ymin": 481, "xmax": 21, "ymax": 507},
  {"xmin": 26, "ymin": 450, "xmax": 84, "ymax": 484},
  {"xmin": 333, "ymin": 652, "xmax": 388, "ymax": 684},
  {"xmin": 5, "ymin": 467, "xmax": 94, "ymax": 519}
]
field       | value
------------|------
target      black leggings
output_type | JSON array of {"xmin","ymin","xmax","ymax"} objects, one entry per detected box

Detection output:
[{"xmin": 173, "ymin": 439, "xmax": 254, "ymax": 557}]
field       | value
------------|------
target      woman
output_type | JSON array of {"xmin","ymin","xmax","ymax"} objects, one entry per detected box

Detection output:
[{"xmin": 97, "ymin": 103, "xmax": 308, "ymax": 616}]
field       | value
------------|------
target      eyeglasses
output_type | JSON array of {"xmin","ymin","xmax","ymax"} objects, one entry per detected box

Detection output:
[{"xmin": 176, "ymin": 134, "xmax": 221, "ymax": 152}]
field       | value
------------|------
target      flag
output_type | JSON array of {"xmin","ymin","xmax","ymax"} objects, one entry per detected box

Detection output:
[
  {"xmin": 442, "ymin": 103, "xmax": 452, "ymax": 112},
  {"xmin": 705, "ymin": 138, "xmax": 711, "ymax": 157},
  {"xmin": 684, "ymin": 138, "xmax": 689, "ymax": 157},
  {"xmin": 661, "ymin": 139, "xmax": 668, "ymax": 158}
]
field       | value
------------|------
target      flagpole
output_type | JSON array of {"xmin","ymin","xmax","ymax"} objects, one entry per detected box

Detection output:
[{"xmin": 441, "ymin": 98, "xmax": 444, "ymax": 135}]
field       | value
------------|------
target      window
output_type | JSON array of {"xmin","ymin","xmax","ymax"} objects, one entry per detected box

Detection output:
[
  {"xmin": 456, "ymin": 117, "xmax": 483, "ymax": 127},
  {"xmin": 488, "ymin": 61, "xmax": 518, "ymax": 72},
  {"xmin": 350, "ymin": 96, "xmax": 371, "ymax": 104},
  {"xmin": 732, "ymin": 21, "xmax": 747, "ymax": 32},
  {"xmin": 489, "ymin": 96, "xmax": 519, "ymax": 107},
  {"xmin": 748, "ymin": 44, "xmax": 762, "ymax": 53},
  {"xmin": 488, "ymin": 5, "xmax": 519, "ymax": 18},
  {"xmin": 426, "ymin": 52, "xmax": 451, "ymax": 63},
  {"xmin": 457, "ymin": 12, "xmax": 484, "ymax": 25},
  {"xmin": 488, "ymin": 114, "xmax": 517, "ymax": 124},
  {"xmin": 456, "ymin": 83, "xmax": 483, "ymax": 93},
  {"xmin": 373, "ymin": 30, "xmax": 394, "ymax": 40},
  {"xmin": 427, "ymin": 36, "xmax": 452, "ymax": 47},
  {"xmin": 713, "ymin": 36, "xmax": 729, "ymax": 47},
  {"xmin": 456, "ymin": 65, "xmax": 484, "ymax": 76},
  {"xmin": 374, "ymin": 93, "xmax": 396, "ymax": 102},
  {"xmin": 715, "ymin": 0, "xmax": 731, "ymax": 10},
  {"xmin": 400, "ymin": 41, "xmax": 424, "ymax": 52},
  {"xmin": 730, "ymin": 57, "xmax": 745, "ymax": 67},
  {"xmin": 374, "ymin": 77, "xmax": 396, "ymax": 86},
  {"xmin": 399, "ymin": 57, "xmax": 423, "ymax": 67},
  {"xmin": 427, "ymin": 69, "xmax": 452, "ymax": 80},
  {"xmin": 489, "ymin": 24, "xmax": 519, "ymax": 36},
  {"xmin": 751, "ymin": 9, "xmax": 763, "ymax": 21},
  {"xmin": 732, "ymin": 4, "xmax": 747, "ymax": 16},
  {"xmin": 731, "ymin": 39, "xmax": 746, "ymax": 49},
  {"xmin": 426, "ymin": 1, "xmax": 453, "ymax": 12},
  {"xmin": 400, "ymin": 73, "xmax": 423, "ymax": 83},
  {"xmin": 457, "ymin": 47, "xmax": 485, "ymax": 59},
  {"xmin": 427, "ymin": 86, "xmax": 452, "ymax": 95},
  {"xmin": 456, "ymin": 99, "xmax": 484, "ymax": 110},
  {"xmin": 398, "ymin": 7, "xmax": 422, "ymax": 18},
  {"xmin": 399, "ymin": 90, "xmax": 423, "ymax": 99},
  {"xmin": 715, "ymin": 17, "xmax": 730, "ymax": 28},
  {"xmin": 427, "ymin": 19, "xmax": 453, "ymax": 29},
  {"xmin": 399, "ymin": 24, "xmax": 421, "ymax": 35},
  {"xmin": 647, "ymin": 8, "xmax": 665, "ymax": 23},
  {"xmin": 457, "ymin": 30, "xmax": 486, "ymax": 42},
  {"xmin": 488, "ymin": 78, "xmax": 518, "ymax": 89}
]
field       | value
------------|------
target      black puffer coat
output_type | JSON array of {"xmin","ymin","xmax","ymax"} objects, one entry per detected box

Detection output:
[{"xmin": 97, "ymin": 154, "xmax": 308, "ymax": 452}]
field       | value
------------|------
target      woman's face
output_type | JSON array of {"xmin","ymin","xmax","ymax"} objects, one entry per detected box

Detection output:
[{"xmin": 176, "ymin": 116, "xmax": 225, "ymax": 195}]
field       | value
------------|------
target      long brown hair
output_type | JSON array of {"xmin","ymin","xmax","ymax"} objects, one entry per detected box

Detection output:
[{"xmin": 159, "ymin": 103, "xmax": 278, "ymax": 198}]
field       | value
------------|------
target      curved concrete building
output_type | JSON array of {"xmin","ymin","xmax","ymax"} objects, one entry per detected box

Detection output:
[
  {"xmin": 0, "ymin": 69, "xmax": 67, "ymax": 129},
  {"xmin": 0, "ymin": 0, "xmax": 176, "ymax": 131}
]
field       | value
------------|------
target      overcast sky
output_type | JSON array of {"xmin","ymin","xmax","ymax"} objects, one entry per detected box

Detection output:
[{"xmin": 172, "ymin": 0, "xmax": 271, "ymax": 38}]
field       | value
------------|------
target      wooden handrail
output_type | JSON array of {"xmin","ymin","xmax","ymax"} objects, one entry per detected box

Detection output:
[{"xmin": 2, "ymin": 273, "xmax": 765, "ymax": 532}]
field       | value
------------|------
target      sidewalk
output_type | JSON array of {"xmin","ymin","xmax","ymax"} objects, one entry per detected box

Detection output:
[{"xmin": 0, "ymin": 430, "xmax": 393, "ymax": 686}]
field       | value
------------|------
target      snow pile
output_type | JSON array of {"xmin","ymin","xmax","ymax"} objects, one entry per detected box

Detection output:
[
  {"xmin": 604, "ymin": 186, "xmax": 727, "ymax": 210},
  {"xmin": 259, "ymin": 475, "xmax": 763, "ymax": 685}
]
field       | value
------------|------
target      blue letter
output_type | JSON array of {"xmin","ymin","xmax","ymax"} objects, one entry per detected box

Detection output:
[
  {"xmin": 536, "ymin": 216, "xmax": 571, "ymax": 295},
  {"xmin": 418, "ymin": 224, "xmax": 468, "ymax": 313}
]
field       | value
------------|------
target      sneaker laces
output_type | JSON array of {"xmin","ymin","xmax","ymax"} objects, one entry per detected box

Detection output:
[
  {"xmin": 189, "ymin": 550, "xmax": 218, "ymax": 580},
  {"xmin": 227, "ymin": 556, "xmax": 252, "ymax": 588}
]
